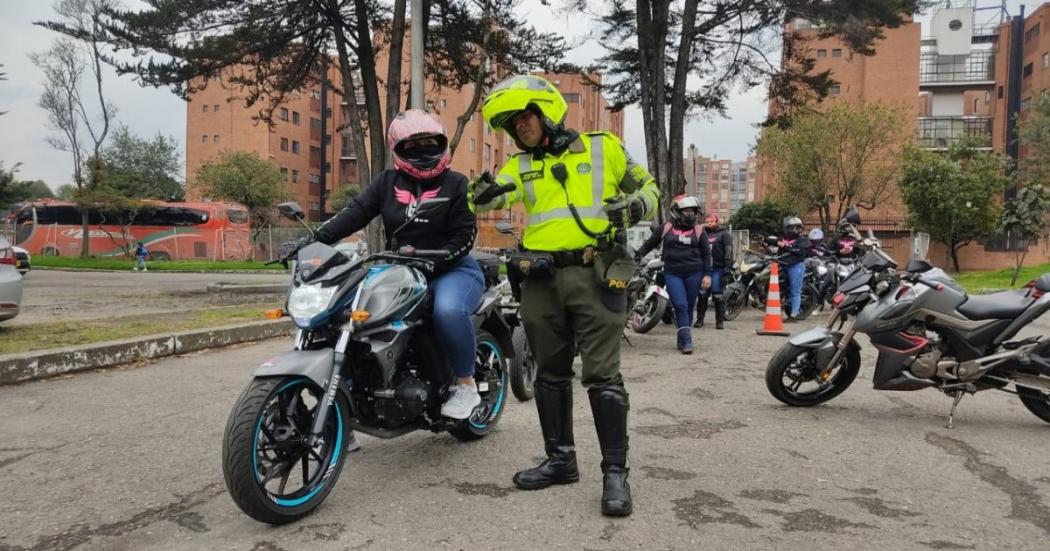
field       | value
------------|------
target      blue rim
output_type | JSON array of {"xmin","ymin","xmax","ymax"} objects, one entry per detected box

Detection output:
[
  {"xmin": 469, "ymin": 340, "xmax": 506, "ymax": 430},
  {"xmin": 251, "ymin": 378, "xmax": 344, "ymax": 508}
]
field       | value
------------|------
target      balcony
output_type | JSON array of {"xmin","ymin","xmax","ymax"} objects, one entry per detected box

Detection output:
[
  {"xmin": 917, "ymin": 116, "xmax": 993, "ymax": 149},
  {"xmin": 919, "ymin": 50, "xmax": 995, "ymax": 85}
]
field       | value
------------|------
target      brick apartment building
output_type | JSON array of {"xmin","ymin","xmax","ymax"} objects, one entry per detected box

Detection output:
[
  {"xmin": 761, "ymin": 1, "xmax": 1050, "ymax": 270},
  {"xmin": 683, "ymin": 145, "xmax": 758, "ymax": 222},
  {"xmin": 185, "ymin": 61, "xmax": 623, "ymax": 248}
]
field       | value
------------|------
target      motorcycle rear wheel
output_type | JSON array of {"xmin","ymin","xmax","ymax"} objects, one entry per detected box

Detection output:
[
  {"xmin": 222, "ymin": 376, "xmax": 350, "ymax": 525},
  {"xmin": 449, "ymin": 330, "xmax": 509, "ymax": 441},
  {"xmin": 630, "ymin": 294, "xmax": 668, "ymax": 334},
  {"xmin": 766, "ymin": 343, "xmax": 860, "ymax": 407},
  {"xmin": 1017, "ymin": 386, "xmax": 1050, "ymax": 424}
]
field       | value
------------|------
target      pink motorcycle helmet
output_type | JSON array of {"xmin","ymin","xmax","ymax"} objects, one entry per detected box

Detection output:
[{"xmin": 387, "ymin": 109, "xmax": 452, "ymax": 180}]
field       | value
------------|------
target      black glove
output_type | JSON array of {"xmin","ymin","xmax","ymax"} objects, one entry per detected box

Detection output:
[
  {"xmin": 277, "ymin": 236, "xmax": 313, "ymax": 262},
  {"xmin": 604, "ymin": 194, "xmax": 646, "ymax": 227},
  {"xmin": 468, "ymin": 172, "xmax": 496, "ymax": 206},
  {"xmin": 633, "ymin": 252, "xmax": 643, "ymax": 264}
]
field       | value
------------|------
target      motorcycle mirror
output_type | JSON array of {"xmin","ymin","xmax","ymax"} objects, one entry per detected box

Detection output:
[
  {"xmin": 906, "ymin": 258, "xmax": 934, "ymax": 273},
  {"xmin": 843, "ymin": 207, "xmax": 861, "ymax": 225},
  {"xmin": 278, "ymin": 202, "xmax": 306, "ymax": 221},
  {"xmin": 415, "ymin": 197, "xmax": 449, "ymax": 214},
  {"xmin": 764, "ymin": 235, "xmax": 780, "ymax": 246},
  {"xmin": 495, "ymin": 222, "xmax": 515, "ymax": 235}
]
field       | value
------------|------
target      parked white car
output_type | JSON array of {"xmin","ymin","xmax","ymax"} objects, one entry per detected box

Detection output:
[{"xmin": 0, "ymin": 237, "xmax": 24, "ymax": 322}]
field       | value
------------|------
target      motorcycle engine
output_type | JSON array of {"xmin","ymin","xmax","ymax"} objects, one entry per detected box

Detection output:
[
  {"xmin": 373, "ymin": 374, "xmax": 431, "ymax": 424},
  {"xmin": 906, "ymin": 326, "xmax": 942, "ymax": 379}
]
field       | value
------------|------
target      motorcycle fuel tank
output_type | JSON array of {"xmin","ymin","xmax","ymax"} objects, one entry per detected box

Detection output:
[{"xmin": 354, "ymin": 264, "xmax": 428, "ymax": 328}]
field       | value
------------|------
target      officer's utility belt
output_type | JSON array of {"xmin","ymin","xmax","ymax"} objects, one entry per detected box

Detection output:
[{"xmin": 508, "ymin": 247, "xmax": 596, "ymax": 279}]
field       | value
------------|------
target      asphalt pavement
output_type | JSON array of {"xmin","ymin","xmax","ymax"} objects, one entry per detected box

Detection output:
[{"xmin": 1, "ymin": 311, "xmax": 1048, "ymax": 550}]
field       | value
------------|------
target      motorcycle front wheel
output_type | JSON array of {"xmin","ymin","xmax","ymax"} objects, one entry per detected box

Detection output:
[
  {"xmin": 222, "ymin": 376, "xmax": 351, "ymax": 525},
  {"xmin": 722, "ymin": 284, "xmax": 746, "ymax": 321},
  {"xmin": 509, "ymin": 327, "xmax": 536, "ymax": 402},
  {"xmin": 630, "ymin": 293, "xmax": 669, "ymax": 334},
  {"xmin": 765, "ymin": 342, "xmax": 860, "ymax": 407}
]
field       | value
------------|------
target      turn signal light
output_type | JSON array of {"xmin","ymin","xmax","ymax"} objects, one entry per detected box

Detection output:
[
  {"xmin": 350, "ymin": 310, "xmax": 371, "ymax": 322},
  {"xmin": 263, "ymin": 309, "xmax": 285, "ymax": 319}
]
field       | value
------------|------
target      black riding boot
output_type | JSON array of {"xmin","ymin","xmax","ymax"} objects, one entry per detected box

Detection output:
[
  {"xmin": 713, "ymin": 294, "xmax": 726, "ymax": 330},
  {"xmin": 589, "ymin": 386, "xmax": 632, "ymax": 516},
  {"xmin": 513, "ymin": 380, "xmax": 580, "ymax": 490},
  {"xmin": 694, "ymin": 292, "xmax": 708, "ymax": 328}
]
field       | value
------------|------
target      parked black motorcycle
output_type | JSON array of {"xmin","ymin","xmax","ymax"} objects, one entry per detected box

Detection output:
[
  {"xmin": 628, "ymin": 258, "xmax": 670, "ymax": 333},
  {"xmin": 723, "ymin": 240, "xmax": 820, "ymax": 321},
  {"xmin": 222, "ymin": 200, "xmax": 514, "ymax": 524},
  {"xmin": 765, "ymin": 209, "xmax": 1050, "ymax": 427}
]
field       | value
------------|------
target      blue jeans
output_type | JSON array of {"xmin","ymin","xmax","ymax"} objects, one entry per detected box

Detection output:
[
  {"xmin": 664, "ymin": 270, "xmax": 702, "ymax": 329},
  {"xmin": 704, "ymin": 268, "xmax": 724, "ymax": 295},
  {"xmin": 784, "ymin": 262, "xmax": 805, "ymax": 318},
  {"xmin": 431, "ymin": 256, "xmax": 485, "ymax": 378}
]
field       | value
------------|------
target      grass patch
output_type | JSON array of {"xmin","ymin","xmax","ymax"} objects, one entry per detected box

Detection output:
[
  {"xmin": 954, "ymin": 263, "xmax": 1050, "ymax": 293},
  {"xmin": 34, "ymin": 256, "xmax": 284, "ymax": 272},
  {"xmin": 0, "ymin": 305, "xmax": 276, "ymax": 354}
]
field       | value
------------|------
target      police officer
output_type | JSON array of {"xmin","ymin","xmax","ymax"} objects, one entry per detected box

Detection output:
[{"xmin": 472, "ymin": 74, "xmax": 659, "ymax": 517}]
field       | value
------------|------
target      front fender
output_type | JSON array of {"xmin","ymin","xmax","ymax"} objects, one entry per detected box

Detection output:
[
  {"xmin": 788, "ymin": 326, "xmax": 859, "ymax": 371},
  {"xmin": 254, "ymin": 349, "xmax": 335, "ymax": 389},
  {"xmin": 645, "ymin": 284, "xmax": 669, "ymax": 301}
]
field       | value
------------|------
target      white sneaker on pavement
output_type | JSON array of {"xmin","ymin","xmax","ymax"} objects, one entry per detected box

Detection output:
[{"xmin": 441, "ymin": 384, "xmax": 481, "ymax": 420}]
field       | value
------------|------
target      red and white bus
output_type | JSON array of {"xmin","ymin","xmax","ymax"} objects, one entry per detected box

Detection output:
[{"xmin": 11, "ymin": 200, "xmax": 252, "ymax": 261}]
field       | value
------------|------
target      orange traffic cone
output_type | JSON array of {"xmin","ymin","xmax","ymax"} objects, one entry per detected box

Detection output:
[{"xmin": 756, "ymin": 261, "xmax": 790, "ymax": 336}]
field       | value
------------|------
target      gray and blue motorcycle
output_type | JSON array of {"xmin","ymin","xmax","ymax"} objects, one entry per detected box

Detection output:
[{"xmin": 222, "ymin": 200, "xmax": 513, "ymax": 525}]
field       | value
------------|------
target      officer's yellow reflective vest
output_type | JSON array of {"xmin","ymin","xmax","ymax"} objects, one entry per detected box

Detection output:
[{"xmin": 486, "ymin": 132, "xmax": 660, "ymax": 251}]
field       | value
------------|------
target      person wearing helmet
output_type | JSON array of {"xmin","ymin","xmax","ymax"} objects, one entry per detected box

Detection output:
[
  {"xmin": 830, "ymin": 225, "xmax": 861, "ymax": 260},
  {"xmin": 278, "ymin": 109, "xmax": 484, "ymax": 420},
  {"xmin": 807, "ymin": 228, "xmax": 826, "ymax": 255},
  {"xmin": 634, "ymin": 195, "xmax": 711, "ymax": 353},
  {"xmin": 472, "ymin": 74, "xmax": 660, "ymax": 517},
  {"xmin": 778, "ymin": 216, "xmax": 812, "ymax": 320},
  {"xmin": 695, "ymin": 212, "xmax": 732, "ymax": 330}
]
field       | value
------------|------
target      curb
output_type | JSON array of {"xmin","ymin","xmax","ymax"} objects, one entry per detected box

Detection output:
[
  {"xmin": 0, "ymin": 319, "xmax": 294, "ymax": 386},
  {"xmin": 34, "ymin": 266, "xmax": 285, "ymax": 274},
  {"xmin": 206, "ymin": 282, "xmax": 287, "ymax": 294}
]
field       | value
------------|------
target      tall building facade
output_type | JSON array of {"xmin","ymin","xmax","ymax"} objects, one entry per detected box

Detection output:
[
  {"xmin": 683, "ymin": 145, "xmax": 758, "ymax": 222},
  {"xmin": 186, "ymin": 65, "xmax": 623, "ymax": 247},
  {"xmin": 762, "ymin": 2, "xmax": 1050, "ymax": 269}
]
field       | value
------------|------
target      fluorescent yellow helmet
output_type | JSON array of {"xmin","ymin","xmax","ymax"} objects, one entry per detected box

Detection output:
[{"xmin": 482, "ymin": 75, "xmax": 568, "ymax": 139}]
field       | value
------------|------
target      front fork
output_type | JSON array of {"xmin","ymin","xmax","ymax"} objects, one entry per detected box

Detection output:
[
  {"xmin": 819, "ymin": 311, "xmax": 857, "ymax": 381},
  {"xmin": 308, "ymin": 330, "xmax": 352, "ymax": 446}
]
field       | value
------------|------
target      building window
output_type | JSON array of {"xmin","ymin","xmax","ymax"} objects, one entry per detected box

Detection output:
[
  {"xmin": 213, "ymin": 134, "xmax": 219, "ymax": 143},
  {"xmin": 201, "ymin": 134, "xmax": 208, "ymax": 143},
  {"xmin": 280, "ymin": 138, "xmax": 289, "ymax": 152},
  {"xmin": 279, "ymin": 108, "xmax": 289, "ymax": 121},
  {"xmin": 999, "ymin": 86, "xmax": 1005, "ymax": 99},
  {"xmin": 280, "ymin": 167, "xmax": 288, "ymax": 178},
  {"xmin": 1044, "ymin": 52, "xmax": 1050, "ymax": 69},
  {"xmin": 292, "ymin": 141, "xmax": 301, "ymax": 154},
  {"xmin": 309, "ymin": 173, "xmax": 320, "ymax": 185},
  {"xmin": 829, "ymin": 84, "xmax": 841, "ymax": 96},
  {"xmin": 469, "ymin": 138, "xmax": 476, "ymax": 152},
  {"xmin": 291, "ymin": 169, "xmax": 299, "ymax": 183},
  {"xmin": 1022, "ymin": 97, "xmax": 1031, "ymax": 112},
  {"xmin": 470, "ymin": 169, "xmax": 475, "ymax": 179},
  {"xmin": 816, "ymin": 49, "xmax": 827, "ymax": 59},
  {"xmin": 831, "ymin": 49, "xmax": 842, "ymax": 58},
  {"xmin": 973, "ymin": 97, "xmax": 979, "ymax": 113},
  {"xmin": 1024, "ymin": 63, "xmax": 1034, "ymax": 78},
  {"xmin": 202, "ymin": 104, "xmax": 209, "ymax": 112},
  {"xmin": 441, "ymin": 99, "xmax": 447, "ymax": 108},
  {"xmin": 214, "ymin": 104, "xmax": 220, "ymax": 112},
  {"xmin": 563, "ymin": 92, "xmax": 581, "ymax": 103},
  {"xmin": 325, "ymin": 161, "xmax": 331, "ymax": 174},
  {"xmin": 292, "ymin": 111, "xmax": 301, "ymax": 125},
  {"xmin": 1026, "ymin": 23, "xmax": 1041, "ymax": 43},
  {"xmin": 483, "ymin": 143, "xmax": 491, "ymax": 163}
]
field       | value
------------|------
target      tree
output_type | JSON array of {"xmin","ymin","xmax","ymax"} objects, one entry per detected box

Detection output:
[
  {"xmin": 33, "ymin": 0, "xmax": 117, "ymax": 257},
  {"xmin": 583, "ymin": 0, "xmax": 921, "ymax": 204},
  {"xmin": 757, "ymin": 102, "xmax": 910, "ymax": 232},
  {"xmin": 329, "ymin": 183, "xmax": 362, "ymax": 212},
  {"xmin": 728, "ymin": 198, "xmax": 789, "ymax": 239},
  {"xmin": 101, "ymin": 125, "xmax": 184, "ymax": 200},
  {"xmin": 1, "ymin": 164, "xmax": 57, "ymax": 211},
  {"xmin": 899, "ymin": 144, "xmax": 1010, "ymax": 272},
  {"xmin": 195, "ymin": 151, "xmax": 289, "ymax": 247},
  {"xmin": 999, "ymin": 185, "xmax": 1050, "ymax": 286},
  {"xmin": 56, "ymin": 184, "xmax": 77, "ymax": 199}
]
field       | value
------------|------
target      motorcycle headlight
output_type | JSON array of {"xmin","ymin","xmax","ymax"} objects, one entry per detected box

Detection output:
[{"xmin": 288, "ymin": 283, "xmax": 339, "ymax": 326}]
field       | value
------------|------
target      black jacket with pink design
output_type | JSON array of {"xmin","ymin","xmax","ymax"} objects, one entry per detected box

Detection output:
[{"xmin": 316, "ymin": 169, "xmax": 477, "ymax": 273}]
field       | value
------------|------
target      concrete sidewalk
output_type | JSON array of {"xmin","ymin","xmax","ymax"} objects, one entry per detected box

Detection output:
[{"xmin": 0, "ymin": 319, "xmax": 293, "ymax": 386}]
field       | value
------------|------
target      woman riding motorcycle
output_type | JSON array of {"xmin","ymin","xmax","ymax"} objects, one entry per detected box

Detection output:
[
  {"xmin": 777, "ymin": 216, "xmax": 811, "ymax": 321},
  {"xmin": 695, "ymin": 213, "xmax": 732, "ymax": 330},
  {"xmin": 280, "ymin": 109, "xmax": 484, "ymax": 419},
  {"xmin": 830, "ymin": 225, "xmax": 862, "ymax": 261},
  {"xmin": 634, "ymin": 195, "xmax": 711, "ymax": 353}
]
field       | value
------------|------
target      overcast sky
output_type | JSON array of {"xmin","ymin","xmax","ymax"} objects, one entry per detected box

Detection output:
[{"xmin": 0, "ymin": 0, "xmax": 1032, "ymax": 189}]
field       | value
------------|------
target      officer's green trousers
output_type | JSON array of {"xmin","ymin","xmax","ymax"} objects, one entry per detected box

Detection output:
[{"xmin": 519, "ymin": 265, "xmax": 627, "ymax": 388}]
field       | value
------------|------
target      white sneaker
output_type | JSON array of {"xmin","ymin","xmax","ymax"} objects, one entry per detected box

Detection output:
[{"xmin": 441, "ymin": 384, "xmax": 481, "ymax": 420}]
